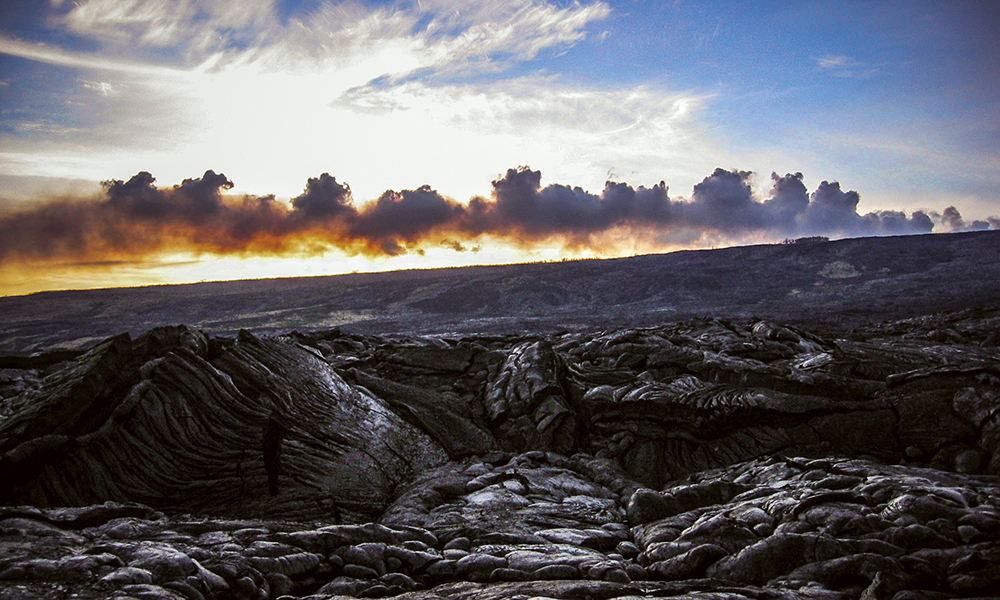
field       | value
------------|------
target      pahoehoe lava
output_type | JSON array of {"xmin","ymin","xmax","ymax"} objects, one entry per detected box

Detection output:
[{"xmin": 1, "ymin": 233, "xmax": 999, "ymax": 599}]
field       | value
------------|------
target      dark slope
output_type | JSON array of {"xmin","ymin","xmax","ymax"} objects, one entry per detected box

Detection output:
[{"xmin": 2, "ymin": 230, "xmax": 1000, "ymax": 354}]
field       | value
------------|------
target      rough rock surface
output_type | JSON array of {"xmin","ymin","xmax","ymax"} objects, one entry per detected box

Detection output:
[{"xmin": 0, "ymin": 308, "xmax": 999, "ymax": 599}]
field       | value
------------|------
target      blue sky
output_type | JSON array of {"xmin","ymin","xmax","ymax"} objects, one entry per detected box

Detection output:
[{"xmin": 0, "ymin": 0, "xmax": 997, "ymax": 293}]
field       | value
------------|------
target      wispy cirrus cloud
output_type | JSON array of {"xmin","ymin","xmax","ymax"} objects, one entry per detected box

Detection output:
[
  {"xmin": 0, "ymin": 34, "xmax": 184, "ymax": 74},
  {"xmin": 56, "ymin": 0, "xmax": 279, "ymax": 55},
  {"xmin": 814, "ymin": 54, "xmax": 851, "ymax": 69},
  {"xmin": 52, "ymin": 0, "xmax": 612, "ymax": 75},
  {"xmin": 2, "ymin": 0, "xmax": 719, "ymax": 204},
  {"xmin": 812, "ymin": 54, "xmax": 879, "ymax": 78}
]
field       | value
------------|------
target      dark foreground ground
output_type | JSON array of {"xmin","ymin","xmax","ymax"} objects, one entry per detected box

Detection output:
[{"xmin": 0, "ymin": 231, "xmax": 999, "ymax": 599}]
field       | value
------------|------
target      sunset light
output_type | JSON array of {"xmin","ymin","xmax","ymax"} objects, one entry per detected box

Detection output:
[{"xmin": 1, "ymin": 0, "xmax": 997, "ymax": 295}]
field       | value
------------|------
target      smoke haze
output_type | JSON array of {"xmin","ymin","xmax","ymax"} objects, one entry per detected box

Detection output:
[{"xmin": 1, "ymin": 167, "xmax": 994, "ymax": 269}]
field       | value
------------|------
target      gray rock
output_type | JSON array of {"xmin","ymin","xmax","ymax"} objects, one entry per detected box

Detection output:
[
  {"xmin": 649, "ymin": 543, "xmax": 727, "ymax": 579},
  {"xmin": 316, "ymin": 576, "xmax": 364, "ymax": 595},
  {"xmin": 707, "ymin": 533, "xmax": 842, "ymax": 584},
  {"xmin": 616, "ymin": 541, "xmax": 640, "ymax": 559},
  {"xmin": 380, "ymin": 571, "xmax": 419, "ymax": 590},
  {"xmin": 341, "ymin": 542, "xmax": 387, "ymax": 575},
  {"xmin": 341, "ymin": 564, "xmax": 379, "ymax": 579},
  {"xmin": 455, "ymin": 553, "xmax": 508, "ymax": 581},
  {"xmin": 627, "ymin": 488, "xmax": 682, "ymax": 526},
  {"xmin": 1, "ymin": 312, "xmax": 1000, "ymax": 599},
  {"xmin": 385, "ymin": 545, "xmax": 439, "ymax": 572},
  {"xmin": 100, "ymin": 566, "xmax": 154, "ymax": 585},
  {"xmin": 533, "ymin": 563, "xmax": 579, "ymax": 579},
  {"xmin": 954, "ymin": 449, "xmax": 984, "ymax": 474},
  {"xmin": 443, "ymin": 536, "xmax": 471, "ymax": 551},
  {"xmin": 267, "ymin": 572, "xmax": 294, "ymax": 596},
  {"xmin": 484, "ymin": 340, "xmax": 578, "ymax": 454},
  {"xmin": 127, "ymin": 543, "xmax": 197, "ymax": 583},
  {"xmin": 246, "ymin": 551, "xmax": 322, "ymax": 577},
  {"xmin": 348, "ymin": 369, "xmax": 496, "ymax": 459},
  {"xmin": 118, "ymin": 583, "xmax": 190, "ymax": 600}
]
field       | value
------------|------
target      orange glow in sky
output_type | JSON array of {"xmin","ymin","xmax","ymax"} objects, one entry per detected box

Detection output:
[{"xmin": 0, "ymin": 1, "xmax": 997, "ymax": 295}]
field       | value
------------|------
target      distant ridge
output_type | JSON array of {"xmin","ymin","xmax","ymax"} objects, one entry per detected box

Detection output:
[{"xmin": 2, "ymin": 230, "xmax": 999, "ymax": 354}]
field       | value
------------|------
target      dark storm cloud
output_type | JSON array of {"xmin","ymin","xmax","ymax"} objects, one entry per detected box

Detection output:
[
  {"xmin": 764, "ymin": 172, "xmax": 809, "ymax": 230},
  {"xmin": 0, "ymin": 199, "xmax": 94, "ymax": 261},
  {"xmin": 174, "ymin": 170, "xmax": 233, "ymax": 216},
  {"xmin": 601, "ymin": 180, "xmax": 672, "ymax": 223},
  {"xmin": 104, "ymin": 170, "xmax": 233, "ymax": 221},
  {"xmin": 464, "ymin": 166, "xmax": 671, "ymax": 239},
  {"xmin": 941, "ymin": 206, "xmax": 965, "ymax": 231},
  {"xmin": 290, "ymin": 173, "xmax": 353, "ymax": 220},
  {"xmin": 683, "ymin": 168, "xmax": 767, "ymax": 230},
  {"xmin": 931, "ymin": 205, "xmax": 992, "ymax": 232},
  {"xmin": 104, "ymin": 171, "xmax": 167, "ymax": 217},
  {"xmin": 488, "ymin": 166, "xmax": 620, "ymax": 234},
  {"xmin": 289, "ymin": 177, "xmax": 468, "ymax": 254},
  {"xmin": 462, "ymin": 167, "xmax": 935, "ymax": 243},
  {"xmin": 0, "ymin": 169, "xmax": 290, "ymax": 263},
  {"xmin": 352, "ymin": 186, "xmax": 465, "ymax": 245},
  {"xmin": 863, "ymin": 210, "xmax": 934, "ymax": 235},
  {"xmin": 761, "ymin": 176, "xmax": 932, "ymax": 238},
  {"xmin": 0, "ymin": 165, "xmax": 993, "ymax": 266},
  {"xmin": 798, "ymin": 180, "xmax": 864, "ymax": 234}
]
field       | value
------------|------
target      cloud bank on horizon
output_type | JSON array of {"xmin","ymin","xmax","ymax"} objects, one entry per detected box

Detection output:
[{"xmin": 2, "ymin": 167, "xmax": 993, "ymax": 268}]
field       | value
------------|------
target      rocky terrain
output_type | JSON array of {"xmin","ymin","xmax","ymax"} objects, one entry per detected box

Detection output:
[
  {"xmin": 2, "ymin": 230, "xmax": 999, "ymax": 355},
  {"xmin": 1, "ymin": 300, "xmax": 999, "ymax": 599}
]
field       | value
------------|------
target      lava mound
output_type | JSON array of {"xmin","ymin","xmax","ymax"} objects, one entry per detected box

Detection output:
[{"xmin": 1, "ymin": 310, "xmax": 999, "ymax": 599}]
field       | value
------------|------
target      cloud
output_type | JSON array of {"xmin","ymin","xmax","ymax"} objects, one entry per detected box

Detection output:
[
  {"xmin": 0, "ymin": 0, "xmax": 643, "ymax": 206},
  {"xmin": 411, "ymin": 0, "xmax": 613, "ymax": 74},
  {"xmin": 764, "ymin": 172, "xmax": 809, "ymax": 230},
  {"xmin": 81, "ymin": 80, "xmax": 116, "ymax": 97},
  {"xmin": 1, "ymin": 166, "xmax": 979, "ymax": 269},
  {"xmin": 0, "ymin": 170, "xmax": 287, "ymax": 264},
  {"xmin": 940, "ymin": 206, "xmax": 965, "ymax": 231},
  {"xmin": 0, "ymin": 34, "xmax": 183, "ymax": 74},
  {"xmin": 290, "ymin": 173, "xmax": 353, "ymax": 220},
  {"xmin": 930, "ymin": 205, "xmax": 994, "ymax": 233},
  {"xmin": 2, "ymin": 0, "xmax": 993, "ymax": 259},
  {"xmin": 815, "ymin": 55, "xmax": 851, "ymax": 69},
  {"xmin": 489, "ymin": 167, "xmax": 615, "ymax": 234},
  {"xmin": 58, "ymin": 0, "xmax": 278, "ymax": 54},
  {"xmin": 104, "ymin": 170, "xmax": 233, "ymax": 220},
  {"xmin": 863, "ymin": 210, "xmax": 934, "ymax": 235},
  {"xmin": 323, "ymin": 76, "xmax": 712, "ymax": 202},
  {"xmin": 788, "ymin": 179, "xmax": 933, "ymax": 237},
  {"xmin": 53, "ymin": 0, "xmax": 611, "ymax": 74},
  {"xmin": 812, "ymin": 54, "xmax": 878, "ymax": 78},
  {"xmin": 352, "ymin": 186, "xmax": 464, "ymax": 247},
  {"xmin": 799, "ymin": 180, "xmax": 861, "ymax": 233},
  {"xmin": 683, "ymin": 168, "xmax": 766, "ymax": 230},
  {"xmin": 457, "ymin": 167, "xmax": 672, "ymax": 243}
]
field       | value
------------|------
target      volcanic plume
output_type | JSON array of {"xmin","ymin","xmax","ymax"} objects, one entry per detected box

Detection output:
[{"xmin": 0, "ymin": 166, "xmax": 989, "ymax": 269}]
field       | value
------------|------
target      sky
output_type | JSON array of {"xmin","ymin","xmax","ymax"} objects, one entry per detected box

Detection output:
[{"xmin": 0, "ymin": 0, "xmax": 998, "ymax": 296}]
